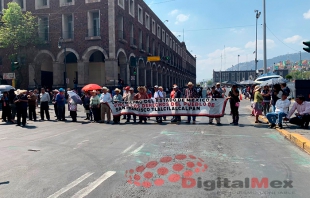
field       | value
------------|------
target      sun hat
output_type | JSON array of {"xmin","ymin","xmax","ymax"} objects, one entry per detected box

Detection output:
[
  {"xmin": 254, "ymin": 85, "xmax": 261, "ymax": 92},
  {"xmin": 91, "ymin": 90, "xmax": 97, "ymax": 93},
  {"xmin": 114, "ymin": 88, "xmax": 121, "ymax": 92},
  {"xmin": 154, "ymin": 85, "xmax": 159, "ymax": 88},
  {"xmin": 173, "ymin": 85, "xmax": 178, "ymax": 89},
  {"xmin": 216, "ymin": 83, "xmax": 221, "ymax": 86},
  {"xmin": 187, "ymin": 82, "xmax": 194, "ymax": 86},
  {"xmin": 125, "ymin": 86, "xmax": 130, "ymax": 90},
  {"xmin": 102, "ymin": 87, "xmax": 108, "ymax": 90},
  {"xmin": 137, "ymin": 86, "xmax": 146, "ymax": 91}
]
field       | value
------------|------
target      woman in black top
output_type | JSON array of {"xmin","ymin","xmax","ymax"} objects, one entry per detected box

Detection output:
[{"xmin": 228, "ymin": 85, "xmax": 240, "ymax": 125}]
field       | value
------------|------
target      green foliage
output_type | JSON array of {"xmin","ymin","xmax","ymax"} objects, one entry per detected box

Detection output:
[
  {"xmin": 207, "ymin": 80, "xmax": 213, "ymax": 85},
  {"xmin": 0, "ymin": 2, "xmax": 39, "ymax": 50},
  {"xmin": 288, "ymin": 70, "xmax": 310, "ymax": 80},
  {"xmin": 285, "ymin": 74, "xmax": 293, "ymax": 80}
]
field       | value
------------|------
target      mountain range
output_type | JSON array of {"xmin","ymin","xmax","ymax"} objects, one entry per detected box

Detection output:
[{"xmin": 227, "ymin": 52, "xmax": 310, "ymax": 71}]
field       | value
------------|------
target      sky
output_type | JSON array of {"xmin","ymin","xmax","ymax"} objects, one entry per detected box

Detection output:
[{"xmin": 144, "ymin": 0, "xmax": 310, "ymax": 82}]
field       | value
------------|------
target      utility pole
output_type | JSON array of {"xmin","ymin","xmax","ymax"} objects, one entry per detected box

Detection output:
[
  {"xmin": 263, "ymin": 0, "xmax": 267, "ymax": 74},
  {"xmin": 220, "ymin": 54, "xmax": 222, "ymax": 83},
  {"xmin": 255, "ymin": 10, "xmax": 261, "ymax": 72}
]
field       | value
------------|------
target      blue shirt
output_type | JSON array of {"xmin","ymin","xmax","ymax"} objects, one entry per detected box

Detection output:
[{"xmin": 56, "ymin": 93, "xmax": 65, "ymax": 106}]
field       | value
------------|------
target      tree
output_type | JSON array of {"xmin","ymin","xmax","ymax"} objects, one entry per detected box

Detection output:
[
  {"xmin": 285, "ymin": 74, "xmax": 293, "ymax": 80},
  {"xmin": 0, "ymin": 2, "xmax": 40, "ymax": 87},
  {"xmin": 207, "ymin": 80, "xmax": 213, "ymax": 85}
]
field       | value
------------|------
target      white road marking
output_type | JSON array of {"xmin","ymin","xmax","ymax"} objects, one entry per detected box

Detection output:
[
  {"xmin": 73, "ymin": 140, "xmax": 89, "ymax": 150},
  {"xmin": 130, "ymin": 144, "xmax": 145, "ymax": 155},
  {"xmin": 47, "ymin": 172, "xmax": 93, "ymax": 198},
  {"xmin": 71, "ymin": 171, "xmax": 116, "ymax": 198},
  {"xmin": 121, "ymin": 142, "xmax": 136, "ymax": 154},
  {"xmin": 0, "ymin": 137, "xmax": 7, "ymax": 141}
]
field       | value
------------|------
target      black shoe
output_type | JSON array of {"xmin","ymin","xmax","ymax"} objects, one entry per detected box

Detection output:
[
  {"xmin": 278, "ymin": 124, "xmax": 283, "ymax": 129},
  {"xmin": 125, "ymin": 121, "xmax": 130, "ymax": 123},
  {"xmin": 234, "ymin": 123, "xmax": 238, "ymax": 126},
  {"xmin": 216, "ymin": 123, "xmax": 222, "ymax": 126},
  {"xmin": 16, "ymin": 124, "xmax": 20, "ymax": 126},
  {"xmin": 269, "ymin": 123, "xmax": 276, "ymax": 128}
]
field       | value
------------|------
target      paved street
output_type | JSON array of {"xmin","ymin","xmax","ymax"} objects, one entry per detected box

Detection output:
[{"xmin": 1, "ymin": 102, "xmax": 310, "ymax": 198}]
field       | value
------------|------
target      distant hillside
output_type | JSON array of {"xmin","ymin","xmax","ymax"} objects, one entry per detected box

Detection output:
[{"xmin": 227, "ymin": 52, "xmax": 310, "ymax": 71}]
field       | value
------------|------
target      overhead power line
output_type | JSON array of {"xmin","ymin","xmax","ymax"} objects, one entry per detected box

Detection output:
[{"xmin": 173, "ymin": 25, "xmax": 255, "ymax": 33}]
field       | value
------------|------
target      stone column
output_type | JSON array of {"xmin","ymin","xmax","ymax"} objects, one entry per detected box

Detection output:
[
  {"xmin": 104, "ymin": 59, "xmax": 118, "ymax": 86},
  {"xmin": 136, "ymin": 66, "xmax": 139, "ymax": 86},
  {"xmin": 53, "ymin": 62, "xmax": 63, "ymax": 87},
  {"xmin": 28, "ymin": 64, "xmax": 36, "ymax": 89},
  {"xmin": 77, "ymin": 61, "xmax": 89, "ymax": 87},
  {"xmin": 144, "ymin": 69, "xmax": 147, "ymax": 86}
]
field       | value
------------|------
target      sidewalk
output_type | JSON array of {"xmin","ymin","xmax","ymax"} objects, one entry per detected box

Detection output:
[{"xmin": 242, "ymin": 98, "xmax": 310, "ymax": 154}]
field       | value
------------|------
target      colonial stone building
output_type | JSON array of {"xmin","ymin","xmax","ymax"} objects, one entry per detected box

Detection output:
[{"xmin": 0, "ymin": 0, "xmax": 196, "ymax": 89}]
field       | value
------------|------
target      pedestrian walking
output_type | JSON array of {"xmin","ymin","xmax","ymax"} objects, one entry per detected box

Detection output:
[
  {"xmin": 27, "ymin": 91, "xmax": 37, "ymax": 121},
  {"xmin": 228, "ymin": 85, "xmax": 240, "ymax": 125},
  {"xmin": 55, "ymin": 88, "xmax": 66, "ymax": 121},
  {"xmin": 99, "ymin": 87, "xmax": 112, "ymax": 123},
  {"xmin": 14, "ymin": 90, "xmax": 28, "ymax": 127},
  {"xmin": 253, "ymin": 85, "xmax": 263, "ymax": 123},
  {"xmin": 134, "ymin": 86, "xmax": 149, "ymax": 123},
  {"xmin": 112, "ymin": 88, "xmax": 122, "ymax": 124},
  {"xmin": 184, "ymin": 82, "xmax": 199, "ymax": 124},
  {"xmin": 1, "ymin": 92, "xmax": 11, "ymax": 122},
  {"xmin": 68, "ymin": 96, "xmax": 77, "ymax": 122},
  {"xmin": 209, "ymin": 86, "xmax": 223, "ymax": 125},
  {"xmin": 261, "ymin": 85, "xmax": 271, "ymax": 115},
  {"xmin": 40, "ymin": 88, "xmax": 50, "ymax": 121}
]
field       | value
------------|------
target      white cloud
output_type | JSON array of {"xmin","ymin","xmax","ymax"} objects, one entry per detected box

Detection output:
[
  {"xmin": 175, "ymin": 14, "xmax": 190, "ymax": 24},
  {"xmin": 230, "ymin": 28, "xmax": 245, "ymax": 34},
  {"xmin": 169, "ymin": 9, "xmax": 179, "ymax": 16},
  {"xmin": 196, "ymin": 47, "xmax": 246, "ymax": 80},
  {"xmin": 303, "ymin": 9, "xmax": 310, "ymax": 19},
  {"xmin": 245, "ymin": 39, "xmax": 275, "ymax": 50},
  {"xmin": 284, "ymin": 35, "xmax": 303, "ymax": 44}
]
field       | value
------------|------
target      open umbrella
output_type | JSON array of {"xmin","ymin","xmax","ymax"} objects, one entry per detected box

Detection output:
[
  {"xmin": 82, "ymin": 84, "xmax": 102, "ymax": 92},
  {"xmin": 67, "ymin": 91, "xmax": 82, "ymax": 104},
  {"xmin": 0, "ymin": 85, "xmax": 15, "ymax": 92},
  {"xmin": 259, "ymin": 78, "xmax": 288, "ymax": 87},
  {"xmin": 239, "ymin": 80, "xmax": 256, "ymax": 85},
  {"xmin": 221, "ymin": 81, "xmax": 237, "ymax": 86}
]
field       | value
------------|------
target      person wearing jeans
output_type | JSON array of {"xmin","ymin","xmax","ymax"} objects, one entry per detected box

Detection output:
[
  {"xmin": 284, "ymin": 95, "xmax": 310, "ymax": 129},
  {"xmin": 266, "ymin": 92, "xmax": 290, "ymax": 129},
  {"xmin": 184, "ymin": 82, "xmax": 199, "ymax": 124}
]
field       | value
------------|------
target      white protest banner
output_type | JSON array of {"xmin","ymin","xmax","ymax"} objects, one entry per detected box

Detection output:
[{"xmin": 108, "ymin": 98, "xmax": 228, "ymax": 117}]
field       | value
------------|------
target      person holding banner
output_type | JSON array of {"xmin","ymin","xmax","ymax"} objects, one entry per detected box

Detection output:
[
  {"xmin": 112, "ymin": 88, "xmax": 123, "ymax": 124},
  {"xmin": 122, "ymin": 86, "xmax": 130, "ymax": 120},
  {"xmin": 171, "ymin": 85, "xmax": 182, "ymax": 123},
  {"xmin": 209, "ymin": 86, "xmax": 222, "ymax": 125},
  {"xmin": 134, "ymin": 86, "xmax": 149, "ymax": 123},
  {"xmin": 228, "ymin": 85, "xmax": 241, "ymax": 125},
  {"xmin": 154, "ymin": 85, "xmax": 164, "ymax": 123},
  {"xmin": 99, "ymin": 87, "xmax": 112, "ymax": 124},
  {"xmin": 184, "ymin": 82, "xmax": 199, "ymax": 124},
  {"xmin": 125, "ymin": 87, "xmax": 136, "ymax": 123}
]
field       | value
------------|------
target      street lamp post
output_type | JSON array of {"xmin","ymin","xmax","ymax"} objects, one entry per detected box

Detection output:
[
  {"xmin": 58, "ymin": 37, "xmax": 67, "ymax": 91},
  {"xmin": 263, "ymin": 0, "xmax": 267, "ymax": 74},
  {"xmin": 254, "ymin": 10, "xmax": 261, "ymax": 72}
]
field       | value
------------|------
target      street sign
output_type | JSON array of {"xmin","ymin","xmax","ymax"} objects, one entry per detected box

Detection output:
[
  {"xmin": 3, "ymin": 73, "xmax": 15, "ymax": 80},
  {"xmin": 147, "ymin": 56, "xmax": 161, "ymax": 62},
  {"xmin": 131, "ymin": 76, "xmax": 135, "ymax": 80}
]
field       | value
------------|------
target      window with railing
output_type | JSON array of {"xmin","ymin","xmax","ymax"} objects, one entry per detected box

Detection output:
[
  {"xmin": 87, "ymin": 11, "xmax": 100, "ymax": 37},
  {"xmin": 38, "ymin": 16, "xmax": 49, "ymax": 42},
  {"xmin": 62, "ymin": 14, "xmax": 74, "ymax": 39},
  {"xmin": 162, "ymin": 30, "xmax": 165, "ymax": 43}
]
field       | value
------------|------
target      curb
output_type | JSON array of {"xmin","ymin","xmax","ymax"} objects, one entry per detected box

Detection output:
[{"xmin": 257, "ymin": 114, "xmax": 310, "ymax": 155}]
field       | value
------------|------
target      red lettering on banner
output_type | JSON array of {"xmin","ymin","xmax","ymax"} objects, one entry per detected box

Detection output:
[
  {"xmin": 171, "ymin": 102, "xmax": 175, "ymax": 106},
  {"xmin": 203, "ymin": 102, "xmax": 206, "ymax": 106}
]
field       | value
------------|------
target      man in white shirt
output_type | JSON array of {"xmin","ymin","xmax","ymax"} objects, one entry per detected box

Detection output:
[
  {"xmin": 154, "ymin": 85, "xmax": 163, "ymax": 123},
  {"xmin": 284, "ymin": 95, "xmax": 310, "ymax": 129},
  {"xmin": 40, "ymin": 88, "xmax": 50, "ymax": 121},
  {"xmin": 122, "ymin": 86, "xmax": 130, "ymax": 120},
  {"xmin": 99, "ymin": 87, "xmax": 112, "ymax": 123},
  {"xmin": 266, "ymin": 92, "xmax": 290, "ymax": 129}
]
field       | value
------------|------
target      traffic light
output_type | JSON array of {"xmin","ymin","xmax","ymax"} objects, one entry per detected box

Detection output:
[
  {"xmin": 303, "ymin": 41, "xmax": 310, "ymax": 53},
  {"xmin": 162, "ymin": 56, "xmax": 170, "ymax": 61},
  {"xmin": 130, "ymin": 57, "xmax": 137, "ymax": 67},
  {"xmin": 133, "ymin": 68, "xmax": 137, "ymax": 75}
]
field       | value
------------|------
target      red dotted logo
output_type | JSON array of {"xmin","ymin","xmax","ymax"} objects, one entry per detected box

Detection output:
[{"xmin": 125, "ymin": 154, "xmax": 208, "ymax": 188}]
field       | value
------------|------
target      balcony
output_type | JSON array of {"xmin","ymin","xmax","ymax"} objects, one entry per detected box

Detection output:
[
  {"xmin": 130, "ymin": 37, "xmax": 137, "ymax": 49},
  {"xmin": 85, "ymin": 28, "xmax": 101, "ymax": 40},
  {"xmin": 117, "ymin": 30, "xmax": 127, "ymax": 44},
  {"xmin": 62, "ymin": 31, "xmax": 74, "ymax": 41}
]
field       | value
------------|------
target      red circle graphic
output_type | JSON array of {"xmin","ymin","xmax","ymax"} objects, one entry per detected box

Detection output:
[
  {"xmin": 173, "ymin": 163, "xmax": 184, "ymax": 172},
  {"xmin": 157, "ymin": 167, "xmax": 169, "ymax": 175},
  {"xmin": 168, "ymin": 174, "xmax": 181, "ymax": 182},
  {"xmin": 160, "ymin": 156, "xmax": 172, "ymax": 163},
  {"xmin": 146, "ymin": 161, "xmax": 158, "ymax": 169}
]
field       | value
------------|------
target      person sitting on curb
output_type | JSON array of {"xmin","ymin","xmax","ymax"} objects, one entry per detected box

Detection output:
[
  {"xmin": 266, "ymin": 92, "xmax": 290, "ymax": 129},
  {"xmin": 284, "ymin": 95, "xmax": 310, "ymax": 129}
]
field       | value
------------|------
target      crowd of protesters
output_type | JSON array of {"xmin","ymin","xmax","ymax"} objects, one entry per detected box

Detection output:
[{"xmin": 1, "ymin": 81, "xmax": 309, "ymax": 129}]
